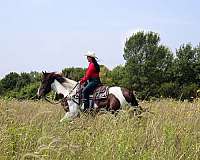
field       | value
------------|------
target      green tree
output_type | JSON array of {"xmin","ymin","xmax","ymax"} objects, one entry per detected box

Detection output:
[
  {"xmin": 123, "ymin": 31, "xmax": 173, "ymax": 99},
  {"xmin": 0, "ymin": 72, "xmax": 20, "ymax": 94},
  {"xmin": 193, "ymin": 44, "xmax": 200, "ymax": 86},
  {"xmin": 0, "ymin": 82, "xmax": 4, "ymax": 95},
  {"xmin": 170, "ymin": 43, "xmax": 200, "ymax": 99},
  {"xmin": 16, "ymin": 72, "xmax": 33, "ymax": 90},
  {"xmin": 174, "ymin": 44, "xmax": 198, "ymax": 85},
  {"xmin": 99, "ymin": 65, "xmax": 112, "ymax": 85},
  {"xmin": 17, "ymin": 82, "xmax": 40, "ymax": 99},
  {"xmin": 109, "ymin": 65, "xmax": 128, "ymax": 87},
  {"xmin": 62, "ymin": 67, "xmax": 85, "ymax": 81}
]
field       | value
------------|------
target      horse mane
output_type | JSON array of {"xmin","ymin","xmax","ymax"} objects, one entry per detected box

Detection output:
[
  {"xmin": 51, "ymin": 73, "xmax": 77, "ymax": 90},
  {"xmin": 49, "ymin": 72, "xmax": 75, "ymax": 83},
  {"xmin": 62, "ymin": 77, "xmax": 77, "ymax": 90},
  {"xmin": 43, "ymin": 72, "xmax": 78, "ymax": 91}
]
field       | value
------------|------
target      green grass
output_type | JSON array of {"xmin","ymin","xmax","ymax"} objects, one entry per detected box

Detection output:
[{"xmin": 0, "ymin": 99, "xmax": 200, "ymax": 160}]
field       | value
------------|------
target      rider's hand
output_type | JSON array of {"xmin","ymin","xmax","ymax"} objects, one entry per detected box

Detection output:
[{"xmin": 80, "ymin": 78, "xmax": 84, "ymax": 85}]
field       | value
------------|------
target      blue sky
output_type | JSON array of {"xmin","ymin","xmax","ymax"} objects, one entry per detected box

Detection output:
[{"xmin": 0, "ymin": 0, "xmax": 200, "ymax": 78}]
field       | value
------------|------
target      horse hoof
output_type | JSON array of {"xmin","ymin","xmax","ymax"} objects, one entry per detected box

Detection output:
[
  {"xmin": 60, "ymin": 112, "xmax": 80, "ymax": 122},
  {"xmin": 60, "ymin": 117, "xmax": 71, "ymax": 122}
]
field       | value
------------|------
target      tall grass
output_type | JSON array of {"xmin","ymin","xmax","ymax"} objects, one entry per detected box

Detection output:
[{"xmin": 0, "ymin": 99, "xmax": 200, "ymax": 160}]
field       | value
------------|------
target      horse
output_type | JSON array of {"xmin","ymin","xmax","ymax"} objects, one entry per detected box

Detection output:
[{"xmin": 37, "ymin": 71, "xmax": 139, "ymax": 122}]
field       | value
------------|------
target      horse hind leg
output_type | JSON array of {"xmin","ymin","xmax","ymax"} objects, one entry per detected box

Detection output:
[
  {"xmin": 107, "ymin": 94, "xmax": 121, "ymax": 114},
  {"xmin": 121, "ymin": 88, "xmax": 145, "ymax": 116},
  {"xmin": 121, "ymin": 88, "xmax": 138, "ymax": 107},
  {"xmin": 93, "ymin": 94, "xmax": 120, "ymax": 115}
]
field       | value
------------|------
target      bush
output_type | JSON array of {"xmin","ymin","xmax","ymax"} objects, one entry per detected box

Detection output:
[
  {"xmin": 180, "ymin": 83, "xmax": 199, "ymax": 100},
  {"xmin": 159, "ymin": 82, "xmax": 179, "ymax": 98},
  {"xmin": 17, "ymin": 82, "xmax": 40, "ymax": 100}
]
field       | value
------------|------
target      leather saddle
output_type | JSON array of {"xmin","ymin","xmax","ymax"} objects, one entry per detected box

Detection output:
[
  {"xmin": 60, "ymin": 85, "xmax": 109, "ymax": 107},
  {"xmin": 92, "ymin": 85, "xmax": 109, "ymax": 100},
  {"xmin": 74, "ymin": 84, "xmax": 109, "ymax": 101},
  {"xmin": 73, "ymin": 84, "xmax": 109, "ymax": 105}
]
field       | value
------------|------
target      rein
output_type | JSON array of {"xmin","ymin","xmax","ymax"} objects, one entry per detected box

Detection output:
[
  {"xmin": 69, "ymin": 81, "xmax": 80, "ymax": 95},
  {"xmin": 44, "ymin": 82, "xmax": 80, "ymax": 105},
  {"xmin": 44, "ymin": 97, "xmax": 63, "ymax": 105}
]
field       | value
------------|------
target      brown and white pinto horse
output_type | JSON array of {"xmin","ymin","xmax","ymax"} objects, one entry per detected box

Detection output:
[{"xmin": 37, "ymin": 72, "xmax": 139, "ymax": 121}]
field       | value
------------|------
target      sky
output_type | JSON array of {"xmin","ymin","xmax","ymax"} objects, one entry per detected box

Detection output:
[{"xmin": 0, "ymin": 0, "xmax": 200, "ymax": 78}]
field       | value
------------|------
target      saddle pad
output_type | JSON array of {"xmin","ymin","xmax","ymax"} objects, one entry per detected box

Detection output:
[{"xmin": 93, "ymin": 86, "xmax": 109, "ymax": 100}]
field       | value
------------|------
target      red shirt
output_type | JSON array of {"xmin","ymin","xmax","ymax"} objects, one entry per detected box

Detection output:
[{"xmin": 81, "ymin": 62, "xmax": 99, "ymax": 83}]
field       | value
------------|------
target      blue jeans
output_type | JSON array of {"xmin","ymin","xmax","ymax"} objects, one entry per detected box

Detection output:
[{"xmin": 82, "ymin": 78, "xmax": 101, "ymax": 110}]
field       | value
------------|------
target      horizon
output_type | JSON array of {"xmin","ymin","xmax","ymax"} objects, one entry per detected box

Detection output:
[{"xmin": 1, "ymin": 0, "xmax": 200, "ymax": 78}]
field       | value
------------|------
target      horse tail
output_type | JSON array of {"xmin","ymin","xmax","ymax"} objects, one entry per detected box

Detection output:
[
  {"xmin": 120, "ymin": 87, "xmax": 138, "ymax": 107},
  {"xmin": 129, "ymin": 90, "xmax": 138, "ymax": 106}
]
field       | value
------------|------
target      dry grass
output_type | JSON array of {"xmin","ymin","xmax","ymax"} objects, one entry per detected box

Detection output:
[{"xmin": 0, "ymin": 99, "xmax": 200, "ymax": 160}]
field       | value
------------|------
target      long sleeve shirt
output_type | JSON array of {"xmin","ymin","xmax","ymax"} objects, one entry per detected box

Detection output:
[{"xmin": 80, "ymin": 62, "xmax": 99, "ymax": 83}]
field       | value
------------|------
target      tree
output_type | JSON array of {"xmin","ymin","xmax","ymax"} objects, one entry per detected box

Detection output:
[
  {"xmin": 16, "ymin": 72, "xmax": 33, "ymax": 90},
  {"xmin": 17, "ymin": 82, "xmax": 40, "ymax": 99},
  {"xmin": 0, "ymin": 72, "xmax": 20, "ymax": 94},
  {"xmin": 62, "ymin": 67, "xmax": 85, "ymax": 81},
  {"xmin": 109, "ymin": 65, "xmax": 129, "ymax": 87},
  {"xmin": 99, "ymin": 65, "xmax": 112, "ymax": 85},
  {"xmin": 193, "ymin": 44, "xmax": 200, "ymax": 86},
  {"xmin": 174, "ymin": 44, "xmax": 198, "ymax": 85},
  {"xmin": 123, "ymin": 31, "xmax": 174, "ymax": 99},
  {"xmin": 168, "ymin": 43, "xmax": 200, "ymax": 99}
]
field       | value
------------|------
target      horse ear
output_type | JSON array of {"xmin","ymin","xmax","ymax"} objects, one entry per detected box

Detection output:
[{"xmin": 42, "ymin": 71, "xmax": 47, "ymax": 75}]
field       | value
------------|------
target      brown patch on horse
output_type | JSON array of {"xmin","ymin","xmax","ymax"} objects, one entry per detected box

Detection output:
[
  {"xmin": 107, "ymin": 94, "xmax": 121, "ymax": 111},
  {"xmin": 43, "ymin": 72, "xmax": 65, "ymax": 83},
  {"xmin": 94, "ymin": 93, "xmax": 120, "ymax": 111},
  {"xmin": 121, "ymin": 88, "xmax": 138, "ymax": 106}
]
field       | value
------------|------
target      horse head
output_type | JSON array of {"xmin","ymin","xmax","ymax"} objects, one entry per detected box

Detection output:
[
  {"xmin": 37, "ymin": 71, "xmax": 65, "ymax": 98},
  {"xmin": 36, "ymin": 71, "xmax": 83, "ymax": 121}
]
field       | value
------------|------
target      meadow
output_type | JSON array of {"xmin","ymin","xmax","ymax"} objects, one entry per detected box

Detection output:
[{"xmin": 0, "ymin": 99, "xmax": 200, "ymax": 160}]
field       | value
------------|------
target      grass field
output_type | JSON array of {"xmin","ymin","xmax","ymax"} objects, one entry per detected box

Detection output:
[{"xmin": 0, "ymin": 99, "xmax": 200, "ymax": 160}]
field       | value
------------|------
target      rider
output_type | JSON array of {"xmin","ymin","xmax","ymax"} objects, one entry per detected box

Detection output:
[{"xmin": 80, "ymin": 51, "xmax": 101, "ymax": 111}]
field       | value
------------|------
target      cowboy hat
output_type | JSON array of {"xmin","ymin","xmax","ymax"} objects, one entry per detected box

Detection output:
[{"xmin": 84, "ymin": 51, "xmax": 98, "ymax": 59}]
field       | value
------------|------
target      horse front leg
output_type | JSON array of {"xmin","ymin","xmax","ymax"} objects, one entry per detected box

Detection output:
[{"xmin": 60, "ymin": 100, "xmax": 80, "ymax": 122}]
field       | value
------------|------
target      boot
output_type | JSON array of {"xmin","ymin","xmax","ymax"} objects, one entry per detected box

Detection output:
[{"xmin": 82, "ymin": 99, "xmax": 89, "ymax": 112}]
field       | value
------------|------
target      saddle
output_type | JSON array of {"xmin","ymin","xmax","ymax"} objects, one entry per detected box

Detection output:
[
  {"xmin": 61, "ymin": 85, "xmax": 109, "ymax": 108},
  {"xmin": 92, "ymin": 85, "xmax": 109, "ymax": 100},
  {"xmin": 73, "ymin": 84, "xmax": 109, "ymax": 104},
  {"xmin": 69, "ymin": 84, "xmax": 109, "ymax": 106}
]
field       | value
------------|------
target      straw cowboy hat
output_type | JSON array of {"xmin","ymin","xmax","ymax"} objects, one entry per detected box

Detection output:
[{"xmin": 84, "ymin": 51, "xmax": 98, "ymax": 59}]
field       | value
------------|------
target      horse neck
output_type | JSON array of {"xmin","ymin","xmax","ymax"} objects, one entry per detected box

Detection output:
[
  {"xmin": 51, "ymin": 78, "xmax": 78, "ymax": 97},
  {"xmin": 51, "ymin": 79, "xmax": 70, "ymax": 97},
  {"xmin": 62, "ymin": 78, "xmax": 77, "ymax": 93}
]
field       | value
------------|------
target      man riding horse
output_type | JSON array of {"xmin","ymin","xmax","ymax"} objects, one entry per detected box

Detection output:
[{"xmin": 80, "ymin": 51, "xmax": 101, "ymax": 111}]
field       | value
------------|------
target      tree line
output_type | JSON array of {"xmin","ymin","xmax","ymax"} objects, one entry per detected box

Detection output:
[{"xmin": 0, "ymin": 31, "xmax": 200, "ymax": 101}]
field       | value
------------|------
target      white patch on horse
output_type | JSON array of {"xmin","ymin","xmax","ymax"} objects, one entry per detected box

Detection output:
[
  {"xmin": 67, "ymin": 100, "xmax": 79, "ymax": 115},
  {"xmin": 51, "ymin": 79, "xmax": 69, "ymax": 97},
  {"xmin": 109, "ymin": 87, "xmax": 126, "ymax": 106},
  {"xmin": 62, "ymin": 78, "xmax": 77, "ymax": 95},
  {"xmin": 94, "ymin": 103, "xmax": 98, "ymax": 109},
  {"xmin": 51, "ymin": 79, "xmax": 80, "ymax": 121}
]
